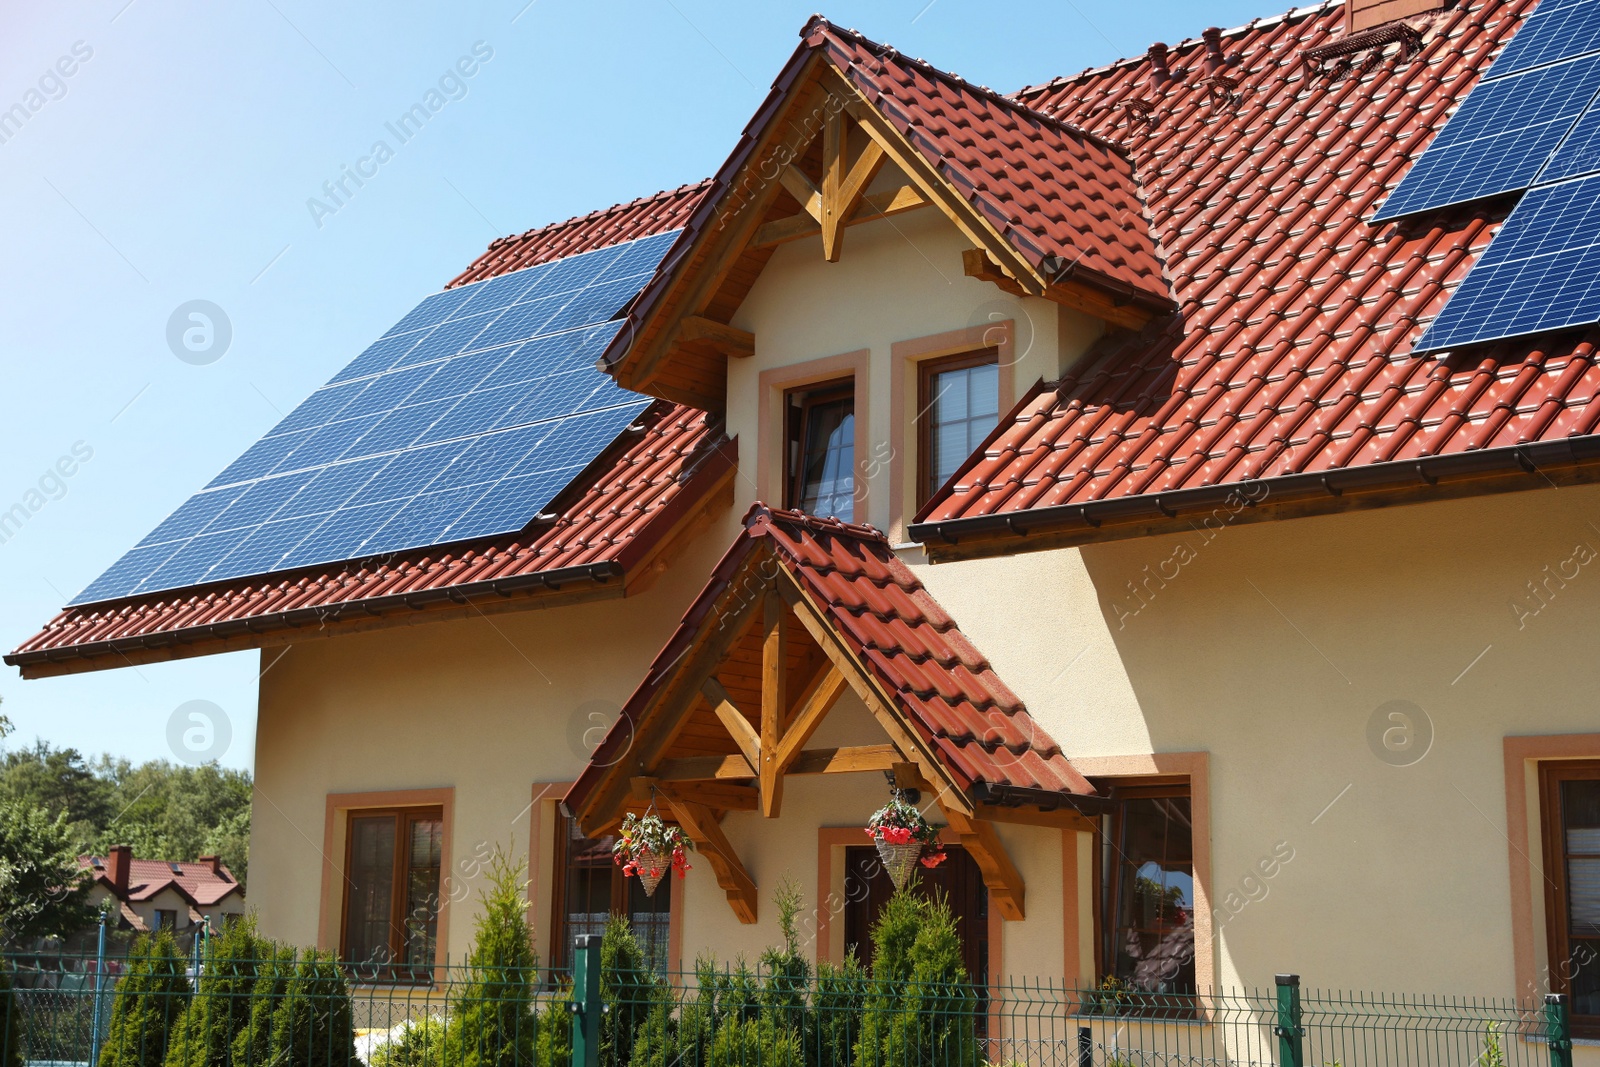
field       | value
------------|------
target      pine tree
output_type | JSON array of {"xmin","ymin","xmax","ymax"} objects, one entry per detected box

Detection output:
[
  {"xmin": 0, "ymin": 957, "xmax": 26, "ymax": 1067},
  {"xmin": 163, "ymin": 917, "xmax": 269, "ymax": 1067},
  {"xmin": 98, "ymin": 933, "xmax": 192, "ymax": 1067},
  {"xmin": 265, "ymin": 950, "xmax": 356, "ymax": 1067},
  {"xmin": 444, "ymin": 848, "xmax": 540, "ymax": 1067},
  {"xmin": 232, "ymin": 944, "xmax": 295, "ymax": 1067}
]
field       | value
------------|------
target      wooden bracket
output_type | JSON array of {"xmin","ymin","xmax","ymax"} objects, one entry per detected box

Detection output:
[
  {"xmin": 941, "ymin": 805, "xmax": 1027, "ymax": 921},
  {"xmin": 703, "ymin": 677, "xmax": 761, "ymax": 773},
  {"xmin": 674, "ymin": 315, "xmax": 754, "ymax": 358},
  {"xmin": 664, "ymin": 796, "xmax": 758, "ymax": 924}
]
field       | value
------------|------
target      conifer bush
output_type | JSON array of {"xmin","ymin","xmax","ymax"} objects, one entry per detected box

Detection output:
[
  {"xmin": 600, "ymin": 915, "xmax": 664, "ymax": 1067},
  {"xmin": 369, "ymin": 1017, "xmax": 447, "ymax": 1067},
  {"xmin": 265, "ymin": 950, "xmax": 356, "ymax": 1067},
  {"xmin": 98, "ymin": 933, "xmax": 192, "ymax": 1067},
  {"xmin": 444, "ymin": 848, "xmax": 540, "ymax": 1067},
  {"xmin": 232, "ymin": 944, "xmax": 295, "ymax": 1067},
  {"xmin": 163, "ymin": 918, "xmax": 269, "ymax": 1067},
  {"xmin": 853, "ymin": 891, "xmax": 976, "ymax": 1067}
]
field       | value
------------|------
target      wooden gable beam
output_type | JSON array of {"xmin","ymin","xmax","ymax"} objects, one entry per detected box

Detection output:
[
  {"xmin": 703, "ymin": 677, "xmax": 761, "ymax": 773},
  {"xmin": 774, "ymin": 571, "xmax": 972, "ymax": 817},
  {"xmin": 963, "ymin": 247, "xmax": 1156, "ymax": 332},
  {"xmin": 780, "ymin": 165, "xmax": 823, "ymax": 222},
  {"xmin": 751, "ymin": 184, "xmax": 928, "ymax": 250},
  {"xmin": 673, "ymin": 315, "xmax": 755, "ymax": 359},
  {"xmin": 822, "ymin": 118, "xmax": 886, "ymax": 262},
  {"xmin": 664, "ymin": 796, "xmax": 758, "ymax": 924},
  {"xmin": 760, "ymin": 593, "xmax": 787, "ymax": 818},
  {"xmin": 774, "ymin": 666, "xmax": 848, "ymax": 774},
  {"xmin": 654, "ymin": 742, "xmax": 898, "ymax": 781}
]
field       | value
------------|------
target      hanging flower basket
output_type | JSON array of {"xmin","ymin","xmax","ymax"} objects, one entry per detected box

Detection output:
[
  {"xmin": 613, "ymin": 812, "xmax": 694, "ymax": 897},
  {"xmin": 865, "ymin": 795, "xmax": 945, "ymax": 890}
]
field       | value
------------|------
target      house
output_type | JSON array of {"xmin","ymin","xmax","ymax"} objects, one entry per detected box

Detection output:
[
  {"xmin": 80, "ymin": 845, "xmax": 245, "ymax": 934},
  {"xmin": 11, "ymin": 0, "xmax": 1600, "ymax": 1036}
]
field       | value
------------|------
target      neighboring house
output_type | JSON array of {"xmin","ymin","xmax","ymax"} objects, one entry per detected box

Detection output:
[
  {"xmin": 80, "ymin": 845, "xmax": 245, "ymax": 934},
  {"xmin": 11, "ymin": 0, "xmax": 1600, "ymax": 1038}
]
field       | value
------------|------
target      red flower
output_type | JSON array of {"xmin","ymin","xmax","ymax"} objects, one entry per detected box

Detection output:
[
  {"xmin": 920, "ymin": 851, "xmax": 947, "ymax": 869},
  {"xmin": 864, "ymin": 827, "xmax": 876, "ymax": 838},
  {"xmin": 623, "ymin": 861, "xmax": 638, "ymax": 877},
  {"xmin": 883, "ymin": 826, "xmax": 913, "ymax": 845}
]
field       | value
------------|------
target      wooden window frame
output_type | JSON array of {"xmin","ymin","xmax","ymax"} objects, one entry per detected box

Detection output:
[
  {"xmin": 916, "ymin": 347, "xmax": 1001, "ymax": 508},
  {"xmin": 339, "ymin": 805, "xmax": 445, "ymax": 984},
  {"xmin": 1539, "ymin": 759, "xmax": 1600, "ymax": 1036},
  {"xmin": 785, "ymin": 379, "xmax": 857, "ymax": 520},
  {"xmin": 154, "ymin": 908, "xmax": 178, "ymax": 932},
  {"xmin": 1091, "ymin": 777, "xmax": 1197, "ymax": 1002}
]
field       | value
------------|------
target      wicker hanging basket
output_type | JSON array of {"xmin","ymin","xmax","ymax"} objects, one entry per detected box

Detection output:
[
  {"xmin": 875, "ymin": 838, "xmax": 924, "ymax": 890},
  {"xmin": 635, "ymin": 849, "xmax": 671, "ymax": 896}
]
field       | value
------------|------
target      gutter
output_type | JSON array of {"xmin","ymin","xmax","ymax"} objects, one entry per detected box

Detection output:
[
  {"xmin": 910, "ymin": 435, "xmax": 1600, "ymax": 550},
  {"xmin": 5, "ymin": 560, "xmax": 624, "ymax": 674},
  {"xmin": 971, "ymin": 781, "xmax": 1115, "ymax": 817}
]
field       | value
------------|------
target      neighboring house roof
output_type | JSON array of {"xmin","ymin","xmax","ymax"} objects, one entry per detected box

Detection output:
[
  {"xmin": 566, "ymin": 503, "xmax": 1094, "ymax": 827},
  {"xmin": 914, "ymin": 0, "xmax": 1600, "ymax": 553},
  {"xmin": 11, "ymin": 403, "xmax": 733, "ymax": 677},
  {"xmin": 80, "ymin": 855, "xmax": 243, "ymax": 909},
  {"xmin": 801, "ymin": 17, "xmax": 1172, "ymax": 306}
]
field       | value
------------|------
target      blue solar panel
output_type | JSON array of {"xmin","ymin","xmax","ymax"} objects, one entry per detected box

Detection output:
[
  {"xmin": 1374, "ymin": 53, "xmax": 1600, "ymax": 221},
  {"xmin": 1416, "ymin": 173, "xmax": 1600, "ymax": 350},
  {"xmin": 1485, "ymin": 0, "xmax": 1600, "ymax": 82},
  {"xmin": 72, "ymin": 229, "xmax": 679, "ymax": 605}
]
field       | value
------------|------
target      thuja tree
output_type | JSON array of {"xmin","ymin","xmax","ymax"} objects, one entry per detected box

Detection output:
[
  {"xmin": 231, "ymin": 944, "xmax": 295, "ymax": 1067},
  {"xmin": 1, "ymin": 956, "xmax": 25, "ymax": 1067},
  {"xmin": 445, "ymin": 848, "xmax": 540, "ymax": 1067},
  {"xmin": 853, "ymin": 891, "xmax": 975, "ymax": 1067},
  {"xmin": 98, "ymin": 933, "xmax": 192, "ymax": 1067},
  {"xmin": 601, "ymin": 915, "xmax": 668, "ymax": 1067},
  {"xmin": 265, "ymin": 950, "xmax": 355, "ymax": 1067},
  {"xmin": 164, "ymin": 917, "xmax": 270, "ymax": 1067}
]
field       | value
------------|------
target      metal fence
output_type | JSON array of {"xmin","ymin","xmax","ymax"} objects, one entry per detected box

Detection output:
[{"xmin": 0, "ymin": 944, "xmax": 1577, "ymax": 1067}]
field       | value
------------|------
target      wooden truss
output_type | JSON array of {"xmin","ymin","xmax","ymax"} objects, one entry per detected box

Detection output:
[{"xmin": 572, "ymin": 544, "xmax": 1078, "ymax": 925}]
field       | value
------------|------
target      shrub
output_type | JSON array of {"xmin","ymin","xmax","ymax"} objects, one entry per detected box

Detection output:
[
  {"xmin": 853, "ymin": 891, "xmax": 976, "ymax": 1067},
  {"xmin": 445, "ymin": 848, "xmax": 540, "ymax": 1067},
  {"xmin": 708, "ymin": 1017, "xmax": 800, "ymax": 1067},
  {"xmin": 98, "ymin": 933, "xmax": 192, "ymax": 1067},
  {"xmin": 534, "ymin": 981, "xmax": 572, "ymax": 1067},
  {"xmin": 232, "ymin": 944, "xmax": 295, "ymax": 1067},
  {"xmin": 0, "ymin": 957, "xmax": 25, "ymax": 1067},
  {"xmin": 266, "ymin": 950, "xmax": 356, "ymax": 1067},
  {"xmin": 758, "ymin": 879, "xmax": 810, "ymax": 1039},
  {"xmin": 811, "ymin": 956, "xmax": 867, "ymax": 1067},
  {"xmin": 164, "ymin": 916, "xmax": 269, "ymax": 1067},
  {"xmin": 601, "ymin": 915, "xmax": 664, "ymax": 1067},
  {"xmin": 370, "ymin": 1017, "xmax": 447, "ymax": 1067}
]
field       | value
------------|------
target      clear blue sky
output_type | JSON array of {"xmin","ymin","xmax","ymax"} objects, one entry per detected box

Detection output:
[{"xmin": 0, "ymin": 0, "xmax": 1278, "ymax": 771}]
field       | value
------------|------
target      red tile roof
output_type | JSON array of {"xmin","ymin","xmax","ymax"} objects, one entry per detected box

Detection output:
[
  {"xmin": 568, "ymin": 504, "xmax": 1094, "ymax": 817},
  {"xmin": 449, "ymin": 181, "xmax": 710, "ymax": 287},
  {"xmin": 11, "ymin": 402, "xmax": 733, "ymax": 677},
  {"xmin": 80, "ymin": 855, "xmax": 242, "ymax": 908},
  {"xmin": 802, "ymin": 17, "xmax": 1172, "ymax": 307},
  {"xmin": 918, "ymin": 0, "xmax": 1600, "ymax": 529}
]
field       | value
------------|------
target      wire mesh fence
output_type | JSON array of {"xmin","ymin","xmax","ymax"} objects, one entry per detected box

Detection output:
[{"xmin": 0, "ymin": 947, "xmax": 1576, "ymax": 1067}]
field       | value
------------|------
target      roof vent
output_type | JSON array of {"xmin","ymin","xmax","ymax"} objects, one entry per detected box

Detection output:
[
  {"xmin": 1348, "ymin": 0, "xmax": 1450, "ymax": 34},
  {"xmin": 1147, "ymin": 43, "xmax": 1172, "ymax": 84}
]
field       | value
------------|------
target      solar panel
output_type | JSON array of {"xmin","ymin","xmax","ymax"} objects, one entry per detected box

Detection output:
[
  {"xmin": 71, "ymin": 228, "xmax": 682, "ymax": 606},
  {"xmin": 1374, "ymin": 53, "xmax": 1600, "ymax": 221},
  {"xmin": 1484, "ymin": 0, "xmax": 1600, "ymax": 82},
  {"xmin": 1415, "ymin": 173, "xmax": 1600, "ymax": 351}
]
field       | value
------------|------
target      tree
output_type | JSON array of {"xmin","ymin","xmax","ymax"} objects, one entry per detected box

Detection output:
[
  {"xmin": 266, "ymin": 950, "xmax": 356, "ymax": 1067},
  {"xmin": 98, "ymin": 933, "xmax": 192, "ymax": 1067},
  {"xmin": 0, "ymin": 741, "xmax": 115, "ymax": 846},
  {"xmin": 163, "ymin": 916, "xmax": 269, "ymax": 1067},
  {"xmin": 0, "ymin": 799, "xmax": 94, "ymax": 941},
  {"xmin": 444, "ymin": 848, "xmax": 541, "ymax": 1066},
  {"xmin": 232, "ymin": 945, "xmax": 296, "ymax": 1067}
]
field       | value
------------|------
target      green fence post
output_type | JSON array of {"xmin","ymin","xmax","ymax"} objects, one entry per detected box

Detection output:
[
  {"xmin": 1545, "ymin": 994, "xmax": 1573, "ymax": 1067},
  {"xmin": 572, "ymin": 934, "xmax": 602, "ymax": 1067},
  {"xmin": 1275, "ymin": 974, "xmax": 1304, "ymax": 1067}
]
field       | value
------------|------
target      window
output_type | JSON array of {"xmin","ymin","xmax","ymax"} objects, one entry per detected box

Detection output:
[
  {"xmin": 342, "ymin": 807, "xmax": 443, "ymax": 981},
  {"xmin": 153, "ymin": 909, "xmax": 178, "ymax": 932},
  {"xmin": 1540, "ymin": 762, "xmax": 1600, "ymax": 1031},
  {"xmin": 1099, "ymin": 785, "xmax": 1196, "ymax": 997},
  {"xmin": 918, "ymin": 350, "xmax": 999, "ymax": 505},
  {"xmin": 787, "ymin": 381, "xmax": 855, "ymax": 521},
  {"xmin": 550, "ymin": 814, "xmax": 671, "ymax": 975}
]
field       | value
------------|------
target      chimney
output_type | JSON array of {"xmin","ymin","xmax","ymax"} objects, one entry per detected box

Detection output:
[
  {"xmin": 1348, "ymin": 0, "xmax": 1449, "ymax": 34},
  {"xmin": 198, "ymin": 854, "xmax": 226, "ymax": 879},
  {"xmin": 106, "ymin": 844, "xmax": 131, "ymax": 895}
]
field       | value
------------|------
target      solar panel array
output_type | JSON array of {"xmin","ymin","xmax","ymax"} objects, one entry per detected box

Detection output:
[
  {"xmin": 73, "ymin": 229, "xmax": 681, "ymax": 606},
  {"xmin": 1374, "ymin": 0, "xmax": 1600, "ymax": 221}
]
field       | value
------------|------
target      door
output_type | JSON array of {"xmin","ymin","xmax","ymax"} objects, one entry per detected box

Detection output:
[{"xmin": 841, "ymin": 844, "xmax": 988, "ymax": 986}]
